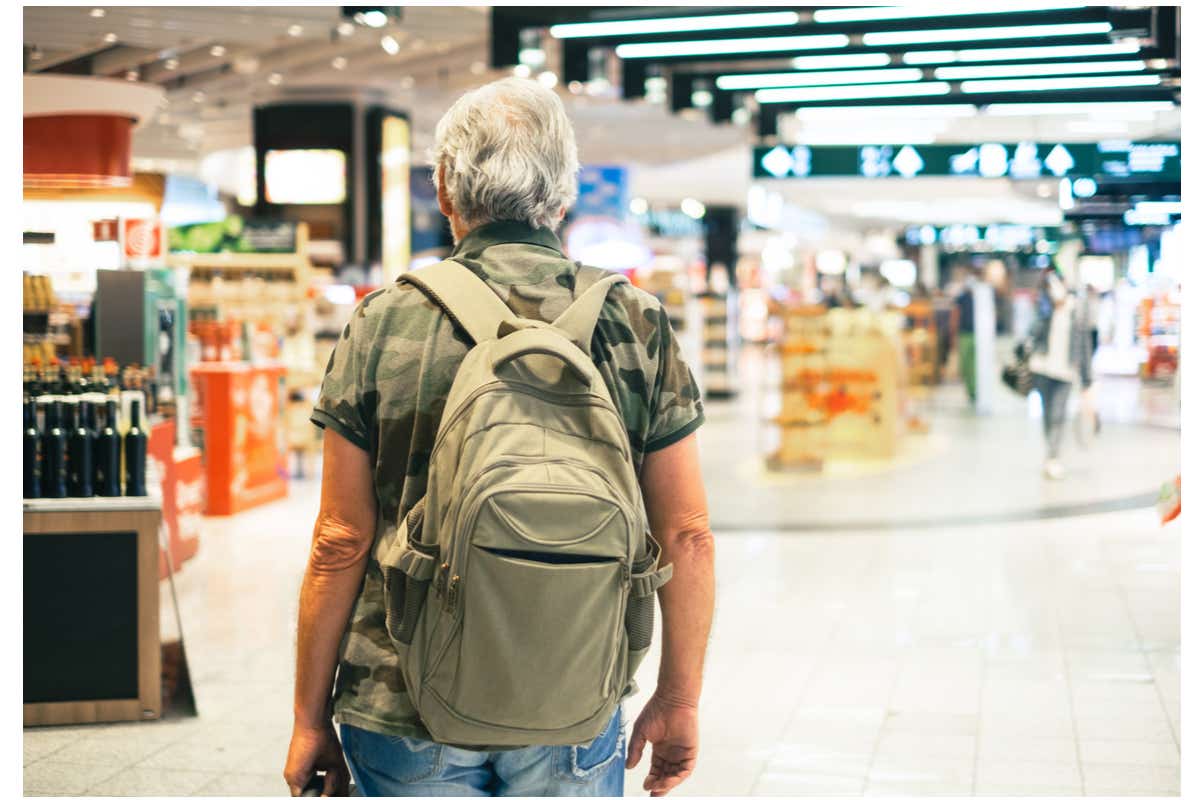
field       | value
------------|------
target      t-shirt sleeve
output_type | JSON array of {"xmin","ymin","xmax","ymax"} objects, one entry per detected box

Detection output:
[
  {"xmin": 644, "ymin": 305, "xmax": 705, "ymax": 453},
  {"xmin": 311, "ymin": 310, "xmax": 373, "ymax": 454}
]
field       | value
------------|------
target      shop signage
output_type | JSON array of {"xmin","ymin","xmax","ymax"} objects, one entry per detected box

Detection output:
[
  {"xmin": 576, "ymin": 165, "xmax": 629, "ymax": 220},
  {"xmin": 122, "ymin": 217, "xmax": 164, "ymax": 261},
  {"xmin": 168, "ymin": 216, "xmax": 297, "ymax": 254},
  {"xmin": 93, "ymin": 218, "xmax": 119, "ymax": 242},
  {"xmin": 753, "ymin": 141, "xmax": 1181, "ymax": 180}
]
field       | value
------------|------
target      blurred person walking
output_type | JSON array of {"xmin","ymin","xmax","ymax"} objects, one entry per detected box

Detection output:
[
  {"xmin": 1023, "ymin": 270, "xmax": 1093, "ymax": 480},
  {"xmin": 954, "ymin": 268, "xmax": 979, "ymax": 405},
  {"xmin": 284, "ymin": 77, "xmax": 713, "ymax": 798}
]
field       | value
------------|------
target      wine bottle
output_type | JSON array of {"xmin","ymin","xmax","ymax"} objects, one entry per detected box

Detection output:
[
  {"xmin": 95, "ymin": 399, "xmax": 122, "ymax": 497},
  {"xmin": 23, "ymin": 398, "xmax": 41, "ymax": 499},
  {"xmin": 67, "ymin": 398, "xmax": 94, "ymax": 497},
  {"xmin": 124, "ymin": 396, "xmax": 147, "ymax": 497},
  {"xmin": 40, "ymin": 400, "xmax": 67, "ymax": 498}
]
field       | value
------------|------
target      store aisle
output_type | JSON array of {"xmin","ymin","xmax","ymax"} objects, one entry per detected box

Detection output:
[{"xmin": 24, "ymin": 487, "xmax": 1178, "ymax": 797}]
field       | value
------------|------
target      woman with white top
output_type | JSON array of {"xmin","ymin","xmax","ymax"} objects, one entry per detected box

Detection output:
[{"xmin": 1021, "ymin": 270, "xmax": 1093, "ymax": 480}]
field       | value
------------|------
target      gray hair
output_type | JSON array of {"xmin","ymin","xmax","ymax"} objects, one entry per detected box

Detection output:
[{"xmin": 432, "ymin": 77, "xmax": 579, "ymax": 232}]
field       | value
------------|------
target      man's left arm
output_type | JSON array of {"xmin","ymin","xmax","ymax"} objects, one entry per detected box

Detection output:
[{"xmin": 284, "ymin": 430, "xmax": 377, "ymax": 797}]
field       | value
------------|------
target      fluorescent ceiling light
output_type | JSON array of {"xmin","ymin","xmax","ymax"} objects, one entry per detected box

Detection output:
[
  {"xmin": 615, "ymin": 34, "xmax": 849, "ymax": 59},
  {"xmin": 903, "ymin": 41, "xmax": 1141, "ymax": 65},
  {"xmin": 814, "ymin": 2, "xmax": 1086, "ymax": 23},
  {"xmin": 717, "ymin": 68, "xmax": 922, "ymax": 90},
  {"xmin": 863, "ymin": 21, "xmax": 1112, "ymax": 47},
  {"xmin": 550, "ymin": 11, "xmax": 800, "ymax": 39},
  {"xmin": 792, "ymin": 53, "xmax": 892, "ymax": 70},
  {"xmin": 935, "ymin": 60, "xmax": 1147, "ymax": 80},
  {"xmin": 794, "ymin": 104, "xmax": 977, "ymax": 119},
  {"xmin": 960, "ymin": 74, "xmax": 1161, "ymax": 93},
  {"xmin": 757, "ymin": 81, "xmax": 951, "ymax": 103},
  {"xmin": 983, "ymin": 100, "xmax": 1176, "ymax": 116}
]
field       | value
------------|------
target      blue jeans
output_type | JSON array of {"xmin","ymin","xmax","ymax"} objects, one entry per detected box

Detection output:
[{"xmin": 340, "ymin": 709, "xmax": 625, "ymax": 797}]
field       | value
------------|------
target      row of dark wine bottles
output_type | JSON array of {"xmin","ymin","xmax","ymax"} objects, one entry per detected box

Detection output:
[{"xmin": 23, "ymin": 394, "xmax": 147, "ymax": 499}]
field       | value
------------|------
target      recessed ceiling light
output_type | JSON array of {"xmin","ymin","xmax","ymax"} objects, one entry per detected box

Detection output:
[
  {"xmin": 268, "ymin": 72, "xmax": 283, "ymax": 86},
  {"xmin": 209, "ymin": 44, "xmax": 226, "ymax": 57},
  {"xmin": 380, "ymin": 35, "xmax": 400, "ymax": 55},
  {"xmin": 568, "ymin": 80, "xmax": 583, "ymax": 94},
  {"xmin": 470, "ymin": 61, "xmax": 486, "ymax": 75},
  {"xmin": 538, "ymin": 71, "xmax": 558, "ymax": 89},
  {"xmin": 355, "ymin": 10, "xmax": 388, "ymax": 27},
  {"xmin": 164, "ymin": 58, "xmax": 179, "ymax": 70},
  {"xmin": 337, "ymin": 21, "xmax": 355, "ymax": 37},
  {"xmin": 103, "ymin": 32, "xmax": 118, "ymax": 44},
  {"xmin": 513, "ymin": 64, "xmax": 532, "ymax": 78},
  {"xmin": 287, "ymin": 24, "xmax": 303, "ymax": 37},
  {"xmin": 90, "ymin": 8, "xmax": 106, "ymax": 18},
  {"xmin": 331, "ymin": 56, "xmax": 347, "ymax": 70}
]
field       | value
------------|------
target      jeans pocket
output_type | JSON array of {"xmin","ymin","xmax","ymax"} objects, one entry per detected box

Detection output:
[
  {"xmin": 566, "ymin": 710, "xmax": 624, "ymax": 779},
  {"xmin": 342, "ymin": 726, "xmax": 445, "ymax": 783}
]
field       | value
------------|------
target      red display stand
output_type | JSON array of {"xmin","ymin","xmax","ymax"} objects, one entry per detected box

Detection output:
[
  {"xmin": 189, "ymin": 362, "xmax": 289, "ymax": 515},
  {"xmin": 149, "ymin": 420, "xmax": 203, "ymax": 578}
]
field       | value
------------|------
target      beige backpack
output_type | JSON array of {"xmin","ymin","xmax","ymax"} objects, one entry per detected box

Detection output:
[{"xmin": 378, "ymin": 259, "xmax": 672, "ymax": 747}]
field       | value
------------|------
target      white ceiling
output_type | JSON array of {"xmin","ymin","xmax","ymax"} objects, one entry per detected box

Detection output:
[{"xmin": 24, "ymin": 6, "xmax": 1182, "ymax": 232}]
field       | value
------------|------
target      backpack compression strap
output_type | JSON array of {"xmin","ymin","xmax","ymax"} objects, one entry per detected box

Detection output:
[
  {"xmin": 552, "ymin": 273, "xmax": 630, "ymax": 351},
  {"xmin": 399, "ymin": 259, "xmax": 518, "ymax": 344}
]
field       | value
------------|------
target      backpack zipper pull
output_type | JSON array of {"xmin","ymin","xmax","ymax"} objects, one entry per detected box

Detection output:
[
  {"xmin": 448, "ymin": 575, "xmax": 461, "ymax": 608},
  {"xmin": 436, "ymin": 562, "xmax": 450, "ymax": 595}
]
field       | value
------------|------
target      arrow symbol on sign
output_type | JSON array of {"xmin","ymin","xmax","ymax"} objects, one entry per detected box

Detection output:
[
  {"xmin": 893, "ymin": 145, "xmax": 925, "ymax": 178},
  {"xmin": 1044, "ymin": 144, "xmax": 1075, "ymax": 177},
  {"xmin": 761, "ymin": 145, "xmax": 794, "ymax": 178}
]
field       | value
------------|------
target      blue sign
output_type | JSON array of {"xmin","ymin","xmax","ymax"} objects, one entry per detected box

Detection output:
[{"xmin": 576, "ymin": 165, "xmax": 629, "ymax": 220}]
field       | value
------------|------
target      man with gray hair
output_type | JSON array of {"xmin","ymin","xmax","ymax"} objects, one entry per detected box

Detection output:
[{"xmin": 285, "ymin": 77, "xmax": 714, "ymax": 796}]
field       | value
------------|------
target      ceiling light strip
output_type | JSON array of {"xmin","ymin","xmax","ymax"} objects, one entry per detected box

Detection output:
[
  {"xmin": 792, "ymin": 53, "xmax": 893, "ymax": 70},
  {"xmin": 982, "ymin": 101, "xmax": 1176, "ymax": 116},
  {"xmin": 794, "ymin": 104, "xmax": 978, "ymax": 119},
  {"xmin": 550, "ymin": 11, "xmax": 801, "ymax": 39},
  {"xmin": 814, "ymin": 2, "xmax": 1087, "ymax": 23},
  {"xmin": 903, "ymin": 41, "xmax": 1141, "ymax": 65},
  {"xmin": 756, "ymin": 81, "xmax": 952, "ymax": 103},
  {"xmin": 615, "ymin": 34, "xmax": 849, "ymax": 59},
  {"xmin": 717, "ymin": 68, "xmax": 923, "ymax": 90},
  {"xmin": 960, "ymin": 74, "xmax": 1162, "ymax": 93},
  {"xmin": 863, "ymin": 21, "xmax": 1112, "ymax": 47},
  {"xmin": 935, "ymin": 60, "xmax": 1148, "ymax": 80}
]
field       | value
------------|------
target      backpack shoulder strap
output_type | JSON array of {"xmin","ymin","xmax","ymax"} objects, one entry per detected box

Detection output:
[
  {"xmin": 552, "ymin": 272, "xmax": 630, "ymax": 351},
  {"xmin": 399, "ymin": 259, "xmax": 518, "ymax": 344}
]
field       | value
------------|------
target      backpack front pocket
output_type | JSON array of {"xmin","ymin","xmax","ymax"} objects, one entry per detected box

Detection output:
[{"xmin": 436, "ymin": 546, "xmax": 625, "ymax": 732}]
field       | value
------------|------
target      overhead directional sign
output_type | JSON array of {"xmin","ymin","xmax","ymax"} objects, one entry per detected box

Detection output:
[{"xmin": 753, "ymin": 141, "xmax": 1181, "ymax": 180}]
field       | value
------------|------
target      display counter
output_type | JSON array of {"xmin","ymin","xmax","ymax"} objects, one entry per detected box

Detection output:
[
  {"xmin": 24, "ymin": 496, "xmax": 162, "ymax": 725},
  {"xmin": 190, "ymin": 362, "xmax": 288, "ymax": 515}
]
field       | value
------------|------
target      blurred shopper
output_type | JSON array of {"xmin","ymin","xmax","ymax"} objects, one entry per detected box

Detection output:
[
  {"xmin": 285, "ymin": 78, "xmax": 713, "ymax": 798},
  {"xmin": 954, "ymin": 268, "xmax": 979, "ymax": 405},
  {"xmin": 1023, "ymin": 270, "xmax": 1093, "ymax": 480}
]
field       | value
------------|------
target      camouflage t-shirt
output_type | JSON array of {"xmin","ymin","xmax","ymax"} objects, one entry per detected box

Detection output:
[{"xmin": 311, "ymin": 220, "xmax": 705, "ymax": 739}]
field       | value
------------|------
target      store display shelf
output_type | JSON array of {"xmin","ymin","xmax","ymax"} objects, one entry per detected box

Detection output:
[
  {"xmin": 172, "ymin": 254, "xmax": 309, "ymax": 272},
  {"xmin": 24, "ymin": 495, "xmax": 162, "ymax": 513}
]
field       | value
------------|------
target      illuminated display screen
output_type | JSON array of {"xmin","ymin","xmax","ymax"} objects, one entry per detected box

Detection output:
[
  {"xmin": 380, "ymin": 115, "xmax": 411, "ymax": 274},
  {"xmin": 264, "ymin": 149, "xmax": 347, "ymax": 204},
  {"xmin": 753, "ymin": 141, "xmax": 1181, "ymax": 180}
]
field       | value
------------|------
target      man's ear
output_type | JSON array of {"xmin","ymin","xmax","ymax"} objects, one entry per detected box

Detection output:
[{"xmin": 436, "ymin": 163, "xmax": 454, "ymax": 218}]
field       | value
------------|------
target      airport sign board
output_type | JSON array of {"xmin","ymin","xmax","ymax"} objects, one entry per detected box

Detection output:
[{"xmin": 753, "ymin": 141, "xmax": 1180, "ymax": 180}]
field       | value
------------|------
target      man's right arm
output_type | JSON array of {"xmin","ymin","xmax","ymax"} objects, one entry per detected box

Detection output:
[{"xmin": 626, "ymin": 432, "xmax": 715, "ymax": 797}]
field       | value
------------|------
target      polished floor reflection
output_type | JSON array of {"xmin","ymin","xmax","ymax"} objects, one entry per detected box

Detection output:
[{"xmin": 23, "ymin": 375, "xmax": 1180, "ymax": 797}]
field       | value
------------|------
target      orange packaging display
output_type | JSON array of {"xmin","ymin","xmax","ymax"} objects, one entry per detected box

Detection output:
[{"xmin": 190, "ymin": 363, "xmax": 288, "ymax": 515}]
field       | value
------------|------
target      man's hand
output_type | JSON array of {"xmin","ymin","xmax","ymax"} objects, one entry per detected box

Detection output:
[
  {"xmin": 284, "ymin": 723, "xmax": 351, "ymax": 797},
  {"xmin": 626, "ymin": 692, "xmax": 700, "ymax": 797}
]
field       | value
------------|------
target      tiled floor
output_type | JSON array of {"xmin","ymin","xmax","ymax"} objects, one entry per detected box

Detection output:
[{"xmin": 24, "ymin": 364, "xmax": 1181, "ymax": 797}]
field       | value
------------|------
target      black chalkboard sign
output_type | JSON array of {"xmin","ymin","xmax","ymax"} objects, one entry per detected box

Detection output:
[{"xmin": 24, "ymin": 532, "xmax": 139, "ymax": 704}]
